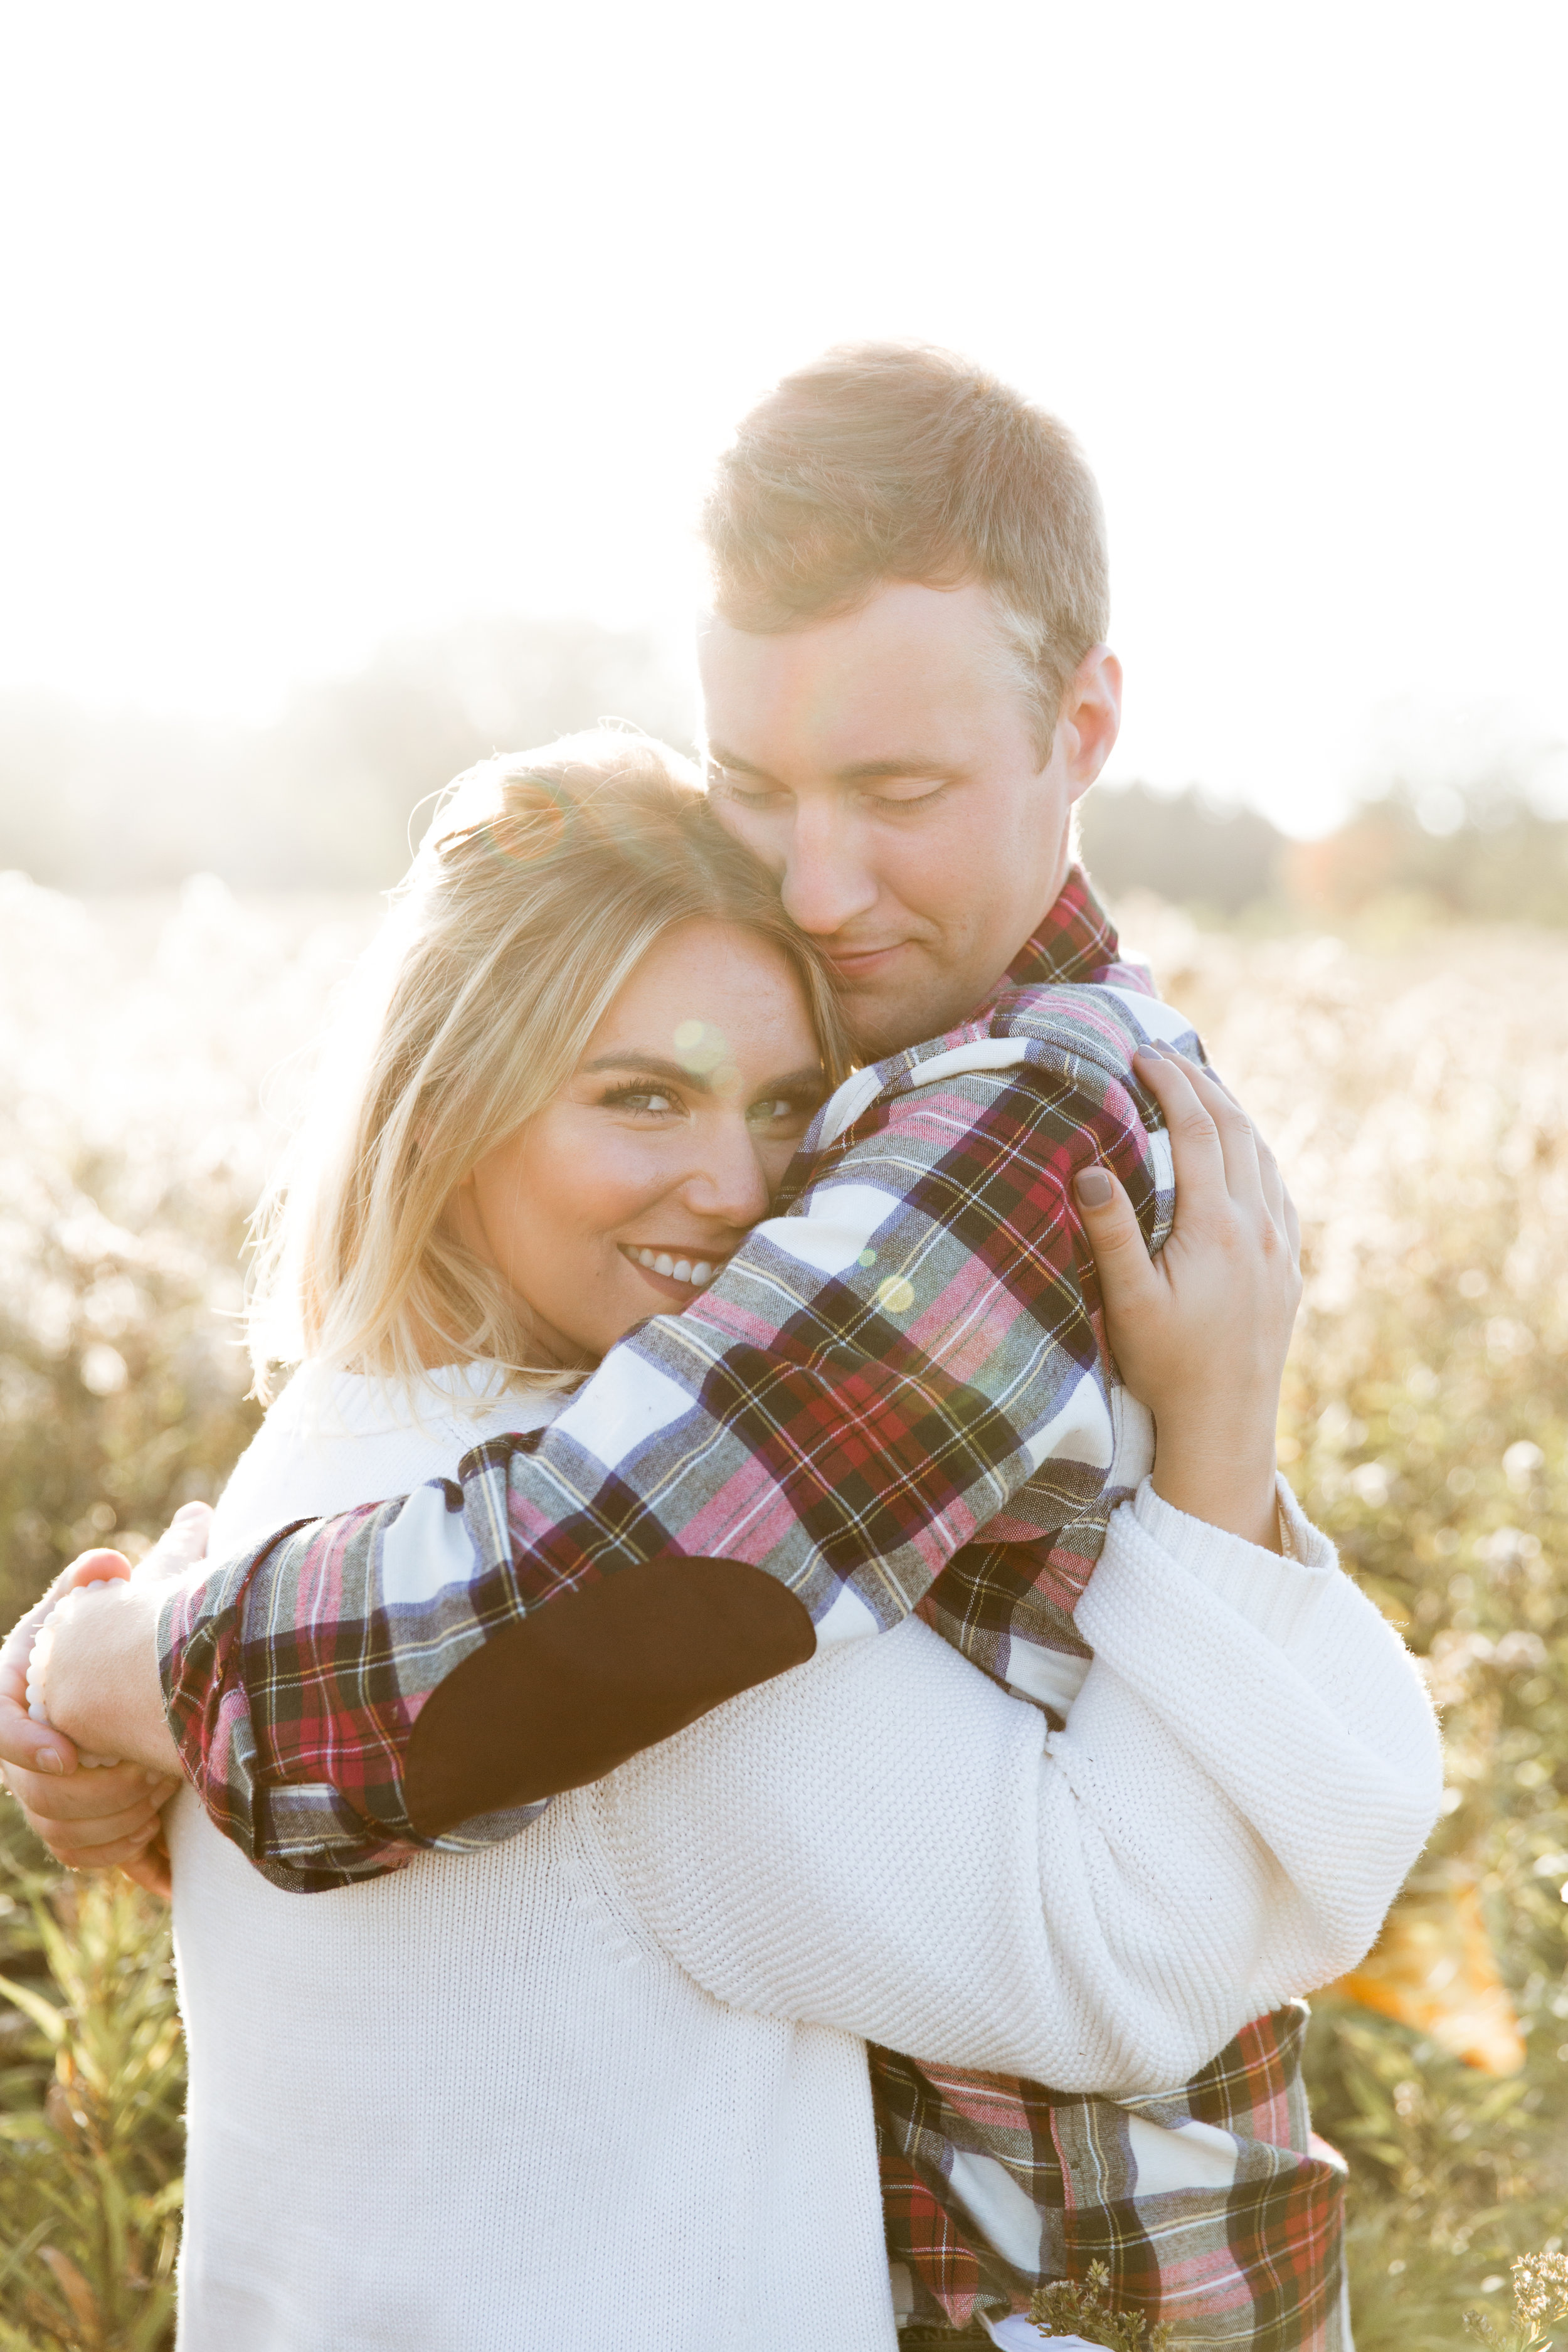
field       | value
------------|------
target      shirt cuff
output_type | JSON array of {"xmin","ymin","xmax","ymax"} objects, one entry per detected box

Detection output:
[{"xmin": 1128, "ymin": 1473, "xmax": 1335, "ymax": 1650}]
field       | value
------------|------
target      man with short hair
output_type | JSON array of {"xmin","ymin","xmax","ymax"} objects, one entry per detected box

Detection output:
[
  {"xmin": 690, "ymin": 346, "xmax": 1353, "ymax": 2347},
  {"xmin": 700, "ymin": 341, "xmax": 1118, "ymax": 1062},
  {"xmin": 10, "ymin": 347, "xmax": 1384, "ymax": 2346}
]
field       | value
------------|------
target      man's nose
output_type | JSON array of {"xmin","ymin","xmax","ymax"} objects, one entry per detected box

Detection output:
[{"xmin": 778, "ymin": 801, "xmax": 879, "ymax": 938}]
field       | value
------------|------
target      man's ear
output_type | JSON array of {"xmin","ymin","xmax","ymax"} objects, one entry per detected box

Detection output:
[{"xmin": 1059, "ymin": 645, "xmax": 1123, "ymax": 802}]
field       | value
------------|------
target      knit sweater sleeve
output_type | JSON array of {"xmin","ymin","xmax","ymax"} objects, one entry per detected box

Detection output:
[{"xmin": 596, "ymin": 1479, "xmax": 1442, "ymax": 2099}]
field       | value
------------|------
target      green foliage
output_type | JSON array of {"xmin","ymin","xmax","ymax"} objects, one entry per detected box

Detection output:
[
  {"xmin": 0, "ymin": 882, "xmax": 370, "ymax": 2341},
  {"xmin": 0, "ymin": 1826, "xmax": 183, "ymax": 2349},
  {"xmin": 1031, "ymin": 2259, "xmax": 1177, "ymax": 2345},
  {"xmin": 1463, "ymin": 2250, "xmax": 1568, "ymax": 2349},
  {"xmin": 1155, "ymin": 914, "xmax": 1568, "ymax": 2350}
]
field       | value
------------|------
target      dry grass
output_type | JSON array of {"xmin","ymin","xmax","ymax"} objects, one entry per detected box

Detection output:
[
  {"xmin": 1131, "ymin": 903, "xmax": 1568, "ymax": 2349},
  {"xmin": 3, "ymin": 876, "xmax": 1568, "ymax": 2346}
]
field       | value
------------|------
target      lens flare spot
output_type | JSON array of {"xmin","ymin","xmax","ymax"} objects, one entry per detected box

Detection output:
[{"xmin": 673, "ymin": 1019, "xmax": 731, "ymax": 1074}]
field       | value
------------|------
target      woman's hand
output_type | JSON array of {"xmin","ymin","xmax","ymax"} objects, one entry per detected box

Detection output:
[
  {"xmin": 1072, "ymin": 1047, "xmax": 1301, "ymax": 1550},
  {"xmin": 0, "ymin": 1503, "xmax": 211, "ymax": 1885}
]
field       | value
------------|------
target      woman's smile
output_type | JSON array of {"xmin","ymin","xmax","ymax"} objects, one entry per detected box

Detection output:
[
  {"xmin": 453, "ymin": 917, "xmax": 826, "ymax": 1360},
  {"xmin": 620, "ymin": 1243, "xmax": 733, "ymax": 1295}
]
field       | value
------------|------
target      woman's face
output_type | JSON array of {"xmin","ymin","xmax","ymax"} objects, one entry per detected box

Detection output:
[{"xmin": 452, "ymin": 918, "xmax": 829, "ymax": 1364}]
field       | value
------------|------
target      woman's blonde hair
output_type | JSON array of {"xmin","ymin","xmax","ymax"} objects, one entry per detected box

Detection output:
[{"xmin": 248, "ymin": 729, "xmax": 849, "ymax": 1404}]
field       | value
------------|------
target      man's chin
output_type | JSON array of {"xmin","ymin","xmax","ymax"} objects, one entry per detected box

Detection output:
[{"xmin": 841, "ymin": 964, "xmax": 975, "ymax": 1062}]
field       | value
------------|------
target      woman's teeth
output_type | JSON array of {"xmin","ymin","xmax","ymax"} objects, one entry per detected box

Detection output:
[{"xmin": 630, "ymin": 1248, "xmax": 723, "ymax": 1286}]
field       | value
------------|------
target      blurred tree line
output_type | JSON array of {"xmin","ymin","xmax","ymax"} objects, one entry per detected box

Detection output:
[
  {"xmin": 0, "ymin": 619, "xmax": 696, "ymax": 893},
  {"xmin": 4, "ymin": 613, "xmax": 1568, "ymax": 920},
  {"xmin": 1079, "ymin": 773, "xmax": 1568, "ymax": 926}
]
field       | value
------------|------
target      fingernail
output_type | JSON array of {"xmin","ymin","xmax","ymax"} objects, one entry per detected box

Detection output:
[
  {"xmin": 173, "ymin": 1502, "xmax": 207, "ymax": 1522},
  {"xmin": 37, "ymin": 1748, "xmax": 65, "ymax": 1775},
  {"xmin": 1074, "ymin": 1167, "xmax": 1113, "ymax": 1208}
]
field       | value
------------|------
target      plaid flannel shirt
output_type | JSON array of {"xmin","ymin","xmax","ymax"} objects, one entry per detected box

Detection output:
[
  {"xmin": 160, "ymin": 869, "xmax": 1343, "ymax": 2344},
  {"xmin": 879, "ymin": 2001, "xmax": 1348, "ymax": 2346}
]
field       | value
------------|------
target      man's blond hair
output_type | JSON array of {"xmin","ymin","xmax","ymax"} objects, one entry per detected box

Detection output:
[{"xmin": 701, "ymin": 342, "xmax": 1109, "ymax": 749}]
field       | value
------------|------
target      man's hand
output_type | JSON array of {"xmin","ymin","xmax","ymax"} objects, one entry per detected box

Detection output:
[
  {"xmin": 1072, "ymin": 1047, "xmax": 1301, "ymax": 1550},
  {"xmin": 0, "ymin": 1503, "xmax": 211, "ymax": 1880}
]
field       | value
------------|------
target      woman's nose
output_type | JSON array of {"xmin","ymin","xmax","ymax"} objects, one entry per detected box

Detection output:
[{"xmin": 679, "ymin": 1114, "xmax": 774, "ymax": 1229}]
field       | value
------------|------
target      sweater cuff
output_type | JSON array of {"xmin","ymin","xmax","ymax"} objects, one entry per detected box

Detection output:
[{"xmin": 1128, "ymin": 1473, "xmax": 1335, "ymax": 1649}]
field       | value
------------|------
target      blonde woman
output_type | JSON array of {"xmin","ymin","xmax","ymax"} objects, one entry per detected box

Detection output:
[{"xmin": 12, "ymin": 734, "xmax": 1438, "ymax": 2352}]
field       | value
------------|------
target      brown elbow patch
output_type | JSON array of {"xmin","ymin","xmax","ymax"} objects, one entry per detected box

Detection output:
[{"xmin": 405, "ymin": 1557, "xmax": 817, "ymax": 1838}]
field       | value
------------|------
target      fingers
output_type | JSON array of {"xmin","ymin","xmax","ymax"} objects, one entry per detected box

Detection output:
[
  {"xmin": 1180, "ymin": 1057, "xmax": 1269, "ymax": 1217},
  {"xmin": 52, "ymin": 1825, "xmax": 164, "ymax": 1873},
  {"xmin": 0, "ymin": 1680, "xmax": 81, "ymax": 1781},
  {"xmin": 3, "ymin": 1742, "xmax": 176, "ymax": 1870},
  {"xmin": 1072, "ymin": 1158, "xmax": 1160, "ymax": 1278},
  {"xmin": 60, "ymin": 1545, "xmax": 135, "ymax": 1587},
  {"xmin": 119, "ymin": 1840, "xmax": 173, "ymax": 1902},
  {"xmin": 1254, "ymin": 1135, "xmax": 1288, "ymax": 1231},
  {"xmin": 131, "ymin": 1500, "xmax": 213, "ymax": 1588},
  {"xmin": 1073, "ymin": 1160, "xmax": 1162, "ymax": 1355},
  {"xmin": 1206, "ymin": 1068, "xmax": 1292, "ymax": 1246},
  {"xmin": 1171, "ymin": 1051, "xmax": 1300, "ymax": 1270},
  {"xmin": 1136, "ymin": 1047, "xmax": 1285, "ymax": 1227},
  {"xmin": 0, "ymin": 1551, "xmax": 137, "ymax": 1778},
  {"xmin": 13, "ymin": 1788, "xmax": 166, "ymax": 1870},
  {"xmin": 0, "ymin": 1534, "xmax": 187, "ymax": 1790},
  {"xmin": 1131, "ymin": 1049, "xmax": 1239, "ymax": 1219},
  {"xmin": 1249, "ymin": 1122, "xmax": 1300, "ymax": 1268},
  {"xmin": 3, "ymin": 1756, "xmax": 179, "ymax": 1823},
  {"xmin": 1281, "ymin": 1180, "xmax": 1301, "ymax": 1264}
]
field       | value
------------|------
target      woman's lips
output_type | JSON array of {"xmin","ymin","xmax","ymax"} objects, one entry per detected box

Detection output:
[{"xmin": 620, "ymin": 1244, "xmax": 730, "ymax": 1298}]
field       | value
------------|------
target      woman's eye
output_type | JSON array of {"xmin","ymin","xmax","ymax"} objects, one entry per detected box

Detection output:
[
  {"xmin": 605, "ymin": 1086, "xmax": 679, "ymax": 1115},
  {"xmin": 748, "ymin": 1095, "xmax": 814, "ymax": 1130}
]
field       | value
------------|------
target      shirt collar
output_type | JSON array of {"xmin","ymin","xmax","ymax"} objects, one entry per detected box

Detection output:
[{"xmin": 1002, "ymin": 866, "xmax": 1121, "ymax": 990}]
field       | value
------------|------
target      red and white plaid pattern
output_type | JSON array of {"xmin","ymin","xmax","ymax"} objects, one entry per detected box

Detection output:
[{"xmin": 876, "ymin": 2002, "xmax": 1347, "ymax": 2344}]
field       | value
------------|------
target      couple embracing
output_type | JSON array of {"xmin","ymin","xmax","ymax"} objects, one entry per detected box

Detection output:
[{"xmin": 4, "ymin": 344, "xmax": 1441, "ymax": 2351}]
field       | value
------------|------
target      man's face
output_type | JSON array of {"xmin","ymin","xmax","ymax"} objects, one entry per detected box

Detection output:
[{"xmin": 699, "ymin": 580, "xmax": 1121, "ymax": 1059}]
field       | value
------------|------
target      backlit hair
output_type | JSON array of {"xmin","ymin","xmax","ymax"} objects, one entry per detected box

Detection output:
[
  {"xmin": 248, "ymin": 730, "xmax": 849, "ymax": 1404},
  {"xmin": 701, "ymin": 342, "xmax": 1109, "ymax": 749}
]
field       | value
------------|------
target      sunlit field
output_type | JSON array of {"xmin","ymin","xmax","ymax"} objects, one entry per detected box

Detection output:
[{"xmin": 3, "ymin": 876, "xmax": 1568, "ymax": 2350}]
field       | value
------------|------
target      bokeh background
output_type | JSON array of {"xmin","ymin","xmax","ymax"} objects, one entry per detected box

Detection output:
[{"xmin": 4, "ymin": 3, "xmax": 1568, "ymax": 2347}]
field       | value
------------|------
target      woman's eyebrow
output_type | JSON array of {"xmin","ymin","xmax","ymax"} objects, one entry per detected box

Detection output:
[
  {"xmin": 580, "ymin": 1051, "xmax": 701, "ymax": 1084},
  {"xmin": 580, "ymin": 1052, "xmax": 825, "ymax": 1096}
]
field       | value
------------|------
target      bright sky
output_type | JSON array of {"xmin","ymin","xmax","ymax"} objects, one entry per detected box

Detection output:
[{"xmin": 2, "ymin": 1, "xmax": 1564, "ymax": 835}]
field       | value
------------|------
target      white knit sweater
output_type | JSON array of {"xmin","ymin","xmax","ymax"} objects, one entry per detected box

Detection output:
[{"xmin": 169, "ymin": 1362, "xmax": 1439, "ymax": 2352}]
